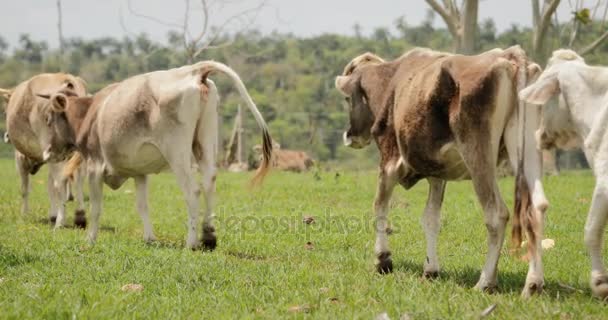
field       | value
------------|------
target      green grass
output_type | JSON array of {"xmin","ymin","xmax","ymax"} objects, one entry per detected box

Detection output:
[{"xmin": 0, "ymin": 158, "xmax": 606, "ymax": 319}]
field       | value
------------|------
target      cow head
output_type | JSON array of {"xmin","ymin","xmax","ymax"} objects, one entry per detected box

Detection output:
[
  {"xmin": 520, "ymin": 50, "xmax": 586, "ymax": 151},
  {"xmin": 336, "ymin": 53, "xmax": 386, "ymax": 149},
  {"xmin": 37, "ymin": 91, "xmax": 79, "ymax": 162},
  {"xmin": 519, "ymin": 49, "xmax": 583, "ymax": 106}
]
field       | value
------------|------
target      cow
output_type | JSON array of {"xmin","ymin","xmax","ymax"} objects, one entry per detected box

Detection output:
[
  {"xmin": 1, "ymin": 73, "xmax": 88, "ymax": 228},
  {"xmin": 38, "ymin": 61, "xmax": 273, "ymax": 250},
  {"xmin": 336, "ymin": 46, "xmax": 549, "ymax": 297},
  {"xmin": 252, "ymin": 142, "xmax": 314, "ymax": 172},
  {"xmin": 519, "ymin": 49, "xmax": 608, "ymax": 299}
]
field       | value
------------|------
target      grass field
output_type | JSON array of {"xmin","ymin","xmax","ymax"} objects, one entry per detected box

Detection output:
[{"xmin": 0, "ymin": 158, "xmax": 606, "ymax": 319}]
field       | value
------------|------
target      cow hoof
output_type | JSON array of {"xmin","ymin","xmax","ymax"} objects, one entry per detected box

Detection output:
[
  {"xmin": 521, "ymin": 281, "xmax": 543, "ymax": 298},
  {"xmin": 143, "ymin": 234, "xmax": 157, "ymax": 243},
  {"xmin": 202, "ymin": 237, "xmax": 217, "ymax": 251},
  {"xmin": 202, "ymin": 225, "xmax": 217, "ymax": 251},
  {"xmin": 474, "ymin": 282, "xmax": 497, "ymax": 294},
  {"xmin": 591, "ymin": 275, "xmax": 608, "ymax": 301},
  {"xmin": 423, "ymin": 270, "xmax": 440, "ymax": 279},
  {"xmin": 376, "ymin": 252, "xmax": 393, "ymax": 274},
  {"xmin": 49, "ymin": 216, "xmax": 57, "ymax": 225},
  {"xmin": 74, "ymin": 210, "xmax": 87, "ymax": 229}
]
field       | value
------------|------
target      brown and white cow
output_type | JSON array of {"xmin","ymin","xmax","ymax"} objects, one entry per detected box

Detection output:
[
  {"xmin": 1, "ymin": 73, "xmax": 87, "ymax": 228},
  {"xmin": 336, "ymin": 46, "xmax": 549, "ymax": 297},
  {"xmin": 520, "ymin": 49, "xmax": 608, "ymax": 299},
  {"xmin": 39, "ymin": 61, "xmax": 272, "ymax": 250}
]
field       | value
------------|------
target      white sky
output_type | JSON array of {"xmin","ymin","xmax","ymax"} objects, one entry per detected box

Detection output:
[{"xmin": 0, "ymin": 0, "xmax": 593, "ymax": 49}]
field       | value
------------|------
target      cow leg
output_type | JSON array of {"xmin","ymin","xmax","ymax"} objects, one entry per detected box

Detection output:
[
  {"xmin": 167, "ymin": 152, "xmax": 201, "ymax": 250},
  {"xmin": 585, "ymin": 181, "xmax": 608, "ymax": 300},
  {"xmin": 48, "ymin": 162, "xmax": 68, "ymax": 228},
  {"xmin": 456, "ymin": 135, "xmax": 509, "ymax": 292},
  {"xmin": 87, "ymin": 162, "xmax": 104, "ymax": 244},
  {"xmin": 374, "ymin": 168, "xmax": 397, "ymax": 274},
  {"xmin": 471, "ymin": 171, "xmax": 509, "ymax": 292},
  {"xmin": 199, "ymin": 161, "xmax": 217, "ymax": 251},
  {"xmin": 196, "ymin": 80, "xmax": 219, "ymax": 251},
  {"xmin": 422, "ymin": 178, "xmax": 446, "ymax": 278},
  {"xmin": 15, "ymin": 152, "xmax": 30, "ymax": 215},
  {"xmin": 134, "ymin": 175, "xmax": 156, "ymax": 242},
  {"xmin": 504, "ymin": 105, "xmax": 549, "ymax": 297},
  {"xmin": 73, "ymin": 163, "xmax": 87, "ymax": 228}
]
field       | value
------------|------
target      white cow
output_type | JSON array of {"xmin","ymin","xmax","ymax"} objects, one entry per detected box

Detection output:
[
  {"xmin": 39, "ymin": 61, "xmax": 272, "ymax": 250},
  {"xmin": 1, "ymin": 74, "xmax": 87, "ymax": 228},
  {"xmin": 520, "ymin": 49, "xmax": 608, "ymax": 299}
]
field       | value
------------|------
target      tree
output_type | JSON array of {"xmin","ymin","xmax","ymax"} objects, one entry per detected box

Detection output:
[
  {"xmin": 125, "ymin": 0, "xmax": 267, "ymax": 63},
  {"xmin": 56, "ymin": 0, "xmax": 65, "ymax": 54},
  {"xmin": 424, "ymin": 0, "xmax": 479, "ymax": 53}
]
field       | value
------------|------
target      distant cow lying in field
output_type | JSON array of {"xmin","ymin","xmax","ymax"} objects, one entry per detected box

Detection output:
[
  {"xmin": 520, "ymin": 49, "xmax": 608, "ymax": 299},
  {"xmin": 337, "ymin": 46, "xmax": 549, "ymax": 297},
  {"xmin": 39, "ymin": 61, "xmax": 273, "ymax": 250},
  {"xmin": 1, "ymin": 74, "xmax": 87, "ymax": 228},
  {"xmin": 253, "ymin": 142, "xmax": 314, "ymax": 172}
]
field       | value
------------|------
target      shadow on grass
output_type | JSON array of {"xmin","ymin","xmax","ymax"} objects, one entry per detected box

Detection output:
[
  {"xmin": 36, "ymin": 218, "xmax": 116, "ymax": 232},
  {"xmin": 394, "ymin": 259, "xmax": 585, "ymax": 299}
]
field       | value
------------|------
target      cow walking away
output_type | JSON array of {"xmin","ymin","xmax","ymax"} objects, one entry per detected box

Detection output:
[
  {"xmin": 336, "ymin": 46, "xmax": 548, "ymax": 297},
  {"xmin": 1, "ymin": 74, "xmax": 88, "ymax": 228},
  {"xmin": 520, "ymin": 49, "xmax": 608, "ymax": 299},
  {"xmin": 39, "ymin": 61, "xmax": 272, "ymax": 250}
]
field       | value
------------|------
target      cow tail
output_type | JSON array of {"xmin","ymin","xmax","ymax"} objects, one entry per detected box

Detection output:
[
  {"xmin": 511, "ymin": 54, "xmax": 537, "ymax": 258},
  {"xmin": 196, "ymin": 61, "xmax": 273, "ymax": 185},
  {"xmin": 63, "ymin": 152, "xmax": 83, "ymax": 181}
]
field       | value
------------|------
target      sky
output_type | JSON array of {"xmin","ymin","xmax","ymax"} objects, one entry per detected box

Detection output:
[{"xmin": 0, "ymin": 0, "xmax": 587, "ymax": 49}]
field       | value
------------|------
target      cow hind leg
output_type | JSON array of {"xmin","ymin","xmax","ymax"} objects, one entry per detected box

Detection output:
[
  {"xmin": 73, "ymin": 163, "xmax": 87, "ymax": 228},
  {"xmin": 167, "ymin": 151, "xmax": 201, "ymax": 250},
  {"xmin": 48, "ymin": 163, "xmax": 68, "ymax": 228},
  {"xmin": 504, "ymin": 105, "xmax": 549, "ymax": 298},
  {"xmin": 194, "ymin": 84, "xmax": 219, "ymax": 251},
  {"xmin": 422, "ymin": 178, "xmax": 446, "ymax": 279},
  {"xmin": 198, "ymin": 151, "xmax": 218, "ymax": 251},
  {"xmin": 585, "ymin": 181, "xmax": 608, "ymax": 300},
  {"xmin": 373, "ymin": 169, "xmax": 397, "ymax": 274},
  {"xmin": 135, "ymin": 175, "xmax": 156, "ymax": 242},
  {"xmin": 457, "ymin": 137, "xmax": 508, "ymax": 292},
  {"xmin": 87, "ymin": 162, "xmax": 104, "ymax": 244},
  {"xmin": 15, "ymin": 152, "xmax": 30, "ymax": 215}
]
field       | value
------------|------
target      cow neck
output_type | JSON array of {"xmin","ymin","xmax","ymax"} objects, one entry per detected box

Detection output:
[
  {"xmin": 66, "ymin": 96, "xmax": 93, "ymax": 137},
  {"xmin": 367, "ymin": 62, "xmax": 398, "ymax": 139}
]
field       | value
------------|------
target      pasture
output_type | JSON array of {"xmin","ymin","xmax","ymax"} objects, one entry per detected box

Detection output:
[{"xmin": 0, "ymin": 158, "xmax": 605, "ymax": 319}]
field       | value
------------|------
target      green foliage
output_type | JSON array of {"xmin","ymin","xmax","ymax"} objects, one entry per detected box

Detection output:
[
  {"xmin": 0, "ymin": 160, "xmax": 606, "ymax": 318},
  {"xmin": 573, "ymin": 8, "xmax": 592, "ymax": 25},
  {"xmin": 1, "ymin": 19, "xmax": 608, "ymax": 167}
]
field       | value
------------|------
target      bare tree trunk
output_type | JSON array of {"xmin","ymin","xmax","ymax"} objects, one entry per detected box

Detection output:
[
  {"xmin": 236, "ymin": 104, "xmax": 242, "ymax": 164},
  {"xmin": 531, "ymin": 0, "xmax": 561, "ymax": 61},
  {"xmin": 461, "ymin": 0, "xmax": 479, "ymax": 54},
  {"xmin": 425, "ymin": 0, "xmax": 479, "ymax": 53},
  {"xmin": 56, "ymin": 0, "xmax": 65, "ymax": 54}
]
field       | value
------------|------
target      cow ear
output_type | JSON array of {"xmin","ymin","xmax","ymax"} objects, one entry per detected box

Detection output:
[
  {"xmin": 51, "ymin": 93, "xmax": 68, "ymax": 113},
  {"xmin": 519, "ymin": 69, "xmax": 560, "ymax": 105},
  {"xmin": 335, "ymin": 75, "xmax": 356, "ymax": 96},
  {"xmin": 527, "ymin": 63, "xmax": 542, "ymax": 82}
]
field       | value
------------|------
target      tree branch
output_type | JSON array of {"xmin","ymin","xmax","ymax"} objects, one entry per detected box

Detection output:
[
  {"xmin": 580, "ymin": 28, "xmax": 608, "ymax": 55},
  {"xmin": 533, "ymin": 0, "xmax": 561, "ymax": 54},
  {"xmin": 126, "ymin": 0, "xmax": 183, "ymax": 29},
  {"xmin": 425, "ymin": 0, "xmax": 459, "ymax": 36}
]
